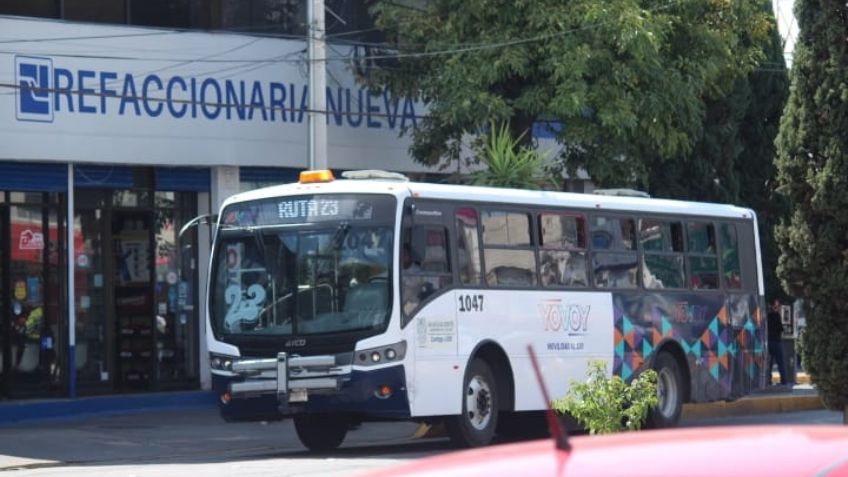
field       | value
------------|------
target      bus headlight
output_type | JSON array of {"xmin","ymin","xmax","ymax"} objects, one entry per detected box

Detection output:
[
  {"xmin": 356, "ymin": 341, "xmax": 406, "ymax": 366},
  {"xmin": 210, "ymin": 353, "xmax": 235, "ymax": 371}
]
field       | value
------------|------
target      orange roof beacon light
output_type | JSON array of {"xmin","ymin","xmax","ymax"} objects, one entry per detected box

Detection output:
[{"xmin": 299, "ymin": 169, "xmax": 335, "ymax": 184}]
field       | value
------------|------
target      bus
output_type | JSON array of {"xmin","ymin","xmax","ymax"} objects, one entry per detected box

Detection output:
[{"xmin": 205, "ymin": 169, "xmax": 767, "ymax": 451}]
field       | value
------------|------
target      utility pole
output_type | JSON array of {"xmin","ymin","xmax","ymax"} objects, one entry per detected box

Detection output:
[{"xmin": 307, "ymin": 0, "xmax": 328, "ymax": 170}]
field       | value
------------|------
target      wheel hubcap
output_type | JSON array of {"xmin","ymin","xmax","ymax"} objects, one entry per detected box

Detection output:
[
  {"xmin": 465, "ymin": 375, "xmax": 492, "ymax": 431},
  {"xmin": 657, "ymin": 368, "xmax": 678, "ymax": 418}
]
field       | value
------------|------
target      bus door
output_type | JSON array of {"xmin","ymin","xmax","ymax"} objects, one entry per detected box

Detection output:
[
  {"xmin": 401, "ymin": 200, "xmax": 457, "ymax": 357},
  {"xmin": 722, "ymin": 221, "xmax": 766, "ymax": 398},
  {"xmin": 401, "ymin": 200, "xmax": 460, "ymax": 416}
]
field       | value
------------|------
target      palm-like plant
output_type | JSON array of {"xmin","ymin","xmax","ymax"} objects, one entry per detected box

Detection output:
[{"xmin": 471, "ymin": 122, "xmax": 557, "ymax": 190}]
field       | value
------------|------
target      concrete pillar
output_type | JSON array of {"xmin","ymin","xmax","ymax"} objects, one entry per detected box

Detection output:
[
  {"xmin": 211, "ymin": 166, "xmax": 240, "ymax": 214},
  {"xmin": 197, "ymin": 191, "xmax": 211, "ymax": 391}
]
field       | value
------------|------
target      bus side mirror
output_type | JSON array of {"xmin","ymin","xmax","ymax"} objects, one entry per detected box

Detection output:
[{"xmin": 179, "ymin": 214, "xmax": 218, "ymax": 240}]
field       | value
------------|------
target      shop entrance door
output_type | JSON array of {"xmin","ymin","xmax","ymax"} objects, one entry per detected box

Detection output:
[
  {"xmin": 111, "ymin": 210, "xmax": 155, "ymax": 391},
  {"xmin": 75, "ymin": 200, "xmax": 156, "ymax": 393}
]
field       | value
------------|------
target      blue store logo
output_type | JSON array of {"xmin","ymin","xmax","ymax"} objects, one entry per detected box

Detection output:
[{"xmin": 15, "ymin": 56, "xmax": 54, "ymax": 123}]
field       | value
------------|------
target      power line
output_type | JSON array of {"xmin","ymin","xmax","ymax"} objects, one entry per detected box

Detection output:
[
  {"xmin": 0, "ymin": 30, "xmax": 184, "ymax": 44},
  {"xmin": 0, "ymin": 49, "xmax": 305, "ymax": 64}
]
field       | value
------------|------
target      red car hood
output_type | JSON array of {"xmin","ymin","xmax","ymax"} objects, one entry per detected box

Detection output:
[{"xmin": 362, "ymin": 426, "xmax": 848, "ymax": 477}]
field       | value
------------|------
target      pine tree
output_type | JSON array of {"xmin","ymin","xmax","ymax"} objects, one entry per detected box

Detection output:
[{"xmin": 775, "ymin": 0, "xmax": 848, "ymax": 423}]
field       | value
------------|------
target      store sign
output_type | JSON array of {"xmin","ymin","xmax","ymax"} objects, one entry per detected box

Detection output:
[
  {"xmin": 1, "ymin": 17, "xmax": 430, "ymax": 171},
  {"xmin": 19, "ymin": 229, "xmax": 45, "ymax": 250},
  {"xmin": 14, "ymin": 55, "xmax": 419, "ymax": 129}
]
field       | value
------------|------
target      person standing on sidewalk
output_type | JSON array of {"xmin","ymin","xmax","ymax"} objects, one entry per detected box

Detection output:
[{"xmin": 767, "ymin": 299, "xmax": 790, "ymax": 386}]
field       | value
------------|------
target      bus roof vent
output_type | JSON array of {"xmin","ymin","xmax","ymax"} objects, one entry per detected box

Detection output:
[
  {"xmin": 341, "ymin": 170, "xmax": 409, "ymax": 182},
  {"xmin": 592, "ymin": 188, "xmax": 650, "ymax": 198}
]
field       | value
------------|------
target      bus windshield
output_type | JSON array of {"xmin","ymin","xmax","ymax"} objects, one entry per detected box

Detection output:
[{"xmin": 210, "ymin": 194, "xmax": 395, "ymax": 338}]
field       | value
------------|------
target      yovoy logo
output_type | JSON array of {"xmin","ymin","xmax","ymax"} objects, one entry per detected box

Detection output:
[{"xmin": 15, "ymin": 56, "xmax": 53, "ymax": 122}]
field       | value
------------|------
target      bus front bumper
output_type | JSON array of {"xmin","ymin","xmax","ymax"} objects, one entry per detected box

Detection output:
[{"xmin": 212, "ymin": 353, "xmax": 409, "ymax": 421}]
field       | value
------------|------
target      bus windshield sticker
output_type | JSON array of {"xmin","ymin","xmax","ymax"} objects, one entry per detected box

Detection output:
[{"xmin": 223, "ymin": 283, "xmax": 266, "ymax": 332}]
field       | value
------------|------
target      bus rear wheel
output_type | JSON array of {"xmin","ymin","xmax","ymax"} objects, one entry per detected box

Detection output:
[
  {"xmin": 446, "ymin": 358, "xmax": 499, "ymax": 447},
  {"xmin": 293, "ymin": 414, "xmax": 348, "ymax": 452},
  {"xmin": 647, "ymin": 352, "xmax": 684, "ymax": 428}
]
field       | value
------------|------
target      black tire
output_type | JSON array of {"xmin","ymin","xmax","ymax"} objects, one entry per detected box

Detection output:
[
  {"xmin": 496, "ymin": 411, "xmax": 549, "ymax": 441},
  {"xmin": 647, "ymin": 352, "xmax": 684, "ymax": 428},
  {"xmin": 446, "ymin": 358, "xmax": 499, "ymax": 447},
  {"xmin": 293, "ymin": 414, "xmax": 348, "ymax": 452}
]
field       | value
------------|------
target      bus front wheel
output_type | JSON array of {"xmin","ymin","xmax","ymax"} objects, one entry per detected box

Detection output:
[
  {"xmin": 446, "ymin": 358, "xmax": 499, "ymax": 447},
  {"xmin": 293, "ymin": 414, "xmax": 348, "ymax": 452},
  {"xmin": 648, "ymin": 352, "xmax": 684, "ymax": 428}
]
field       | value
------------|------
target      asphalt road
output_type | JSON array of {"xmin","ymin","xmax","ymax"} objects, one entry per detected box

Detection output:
[{"xmin": 0, "ymin": 408, "xmax": 843, "ymax": 476}]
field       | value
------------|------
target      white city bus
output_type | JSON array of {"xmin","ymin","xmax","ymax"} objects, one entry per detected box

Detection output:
[{"xmin": 205, "ymin": 170, "xmax": 767, "ymax": 450}]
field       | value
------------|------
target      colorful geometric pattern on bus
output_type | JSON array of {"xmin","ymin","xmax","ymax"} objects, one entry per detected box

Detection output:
[{"xmin": 613, "ymin": 294, "xmax": 765, "ymax": 399}]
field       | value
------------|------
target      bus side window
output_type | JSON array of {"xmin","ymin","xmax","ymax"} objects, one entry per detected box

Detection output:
[
  {"xmin": 640, "ymin": 218, "xmax": 685, "ymax": 289},
  {"xmin": 401, "ymin": 226, "xmax": 452, "ymax": 318},
  {"xmin": 455, "ymin": 207, "xmax": 482, "ymax": 285},
  {"xmin": 589, "ymin": 216, "xmax": 638, "ymax": 289},
  {"xmin": 539, "ymin": 212, "xmax": 588, "ymax": 288},
  {"xmin": 481, "ymin": 210, "xmax": 537, "ymax": 287},
  {"xmin": 720, "ymin": 223, "xmax": 742, "ymax": 289},
  {"xmin": 687, "ymin": 222, "xmax": 719, "ymax": 289}
]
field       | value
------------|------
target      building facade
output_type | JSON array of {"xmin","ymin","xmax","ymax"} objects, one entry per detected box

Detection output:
[{"xmin": 0, "ymin": 9, "xmax": 432, "ymax": 401}]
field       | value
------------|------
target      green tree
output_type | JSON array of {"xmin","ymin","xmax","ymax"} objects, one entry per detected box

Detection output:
[
  {"xmin": 470, "ymin": 122, "xmax": 555, "ymax": 189},
  {"xmin": 647, "ymin": 0, "xmax": 788, "ymax": 298},
  {"xmin": 775, "ymin": 0, "xmax": 848, "ymax": 423},
  {"xmin": 362, "ymin": 0, "xmax": 768, "ymax": 184}
]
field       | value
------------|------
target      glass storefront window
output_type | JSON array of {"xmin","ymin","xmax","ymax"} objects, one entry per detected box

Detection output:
[
  {"xmin": 0, "ymin": 0, "xmax": 60, "ymax": 18},
  {"xmin": 113, "ymin": 190, "xmax": 152, "ymax": 208},
  {"xmin": 154, "ymin": 192, "xmax": 198, "ymax": 384},
  {"xmin": 3, "ymin": 200, "xmax": 64, "ymax": 397},
  {"xmin": 63, "ymin": 0, "xmax": 127, "ymax": 23},
  {"xmin": 74, "ymin": 209, "xmax": 110, "ymax": 386},
  {"xmin": 9, "ymin": 192, "xmax": 44, "ymax": 204}
]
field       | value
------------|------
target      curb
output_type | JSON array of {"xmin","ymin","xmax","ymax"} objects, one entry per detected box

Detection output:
[
  {"xmin": 681, "ymin": 392, "xmax": 823, "ymax": 420},
  {"xmin": 0, "ymin": 391, "xmax": 217, "ymax": 426}
]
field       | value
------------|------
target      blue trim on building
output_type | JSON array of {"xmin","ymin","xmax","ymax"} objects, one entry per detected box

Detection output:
[
  {"xmin": 74, "ymin": 164, "xmax": 135, "ymax": 188},
  {"xmin": 155, "ymin": 167, "xmax": 211, "ymax": 192},
  {"xmin": 0, "ymin": 161, "xmax": 67, "ymax": 192},
  {"xmin": 239, "ymin": 167, "xmax": 301, "ymax": 185},
  {"xmin": 0, "ymin": 391, "xmax": 217, "ymax": 425}
]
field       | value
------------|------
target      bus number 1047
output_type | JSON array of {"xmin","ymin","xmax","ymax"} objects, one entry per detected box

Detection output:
[{"xmin": 458, "ymin": 294, "xmax": 484, "ymax": 313}]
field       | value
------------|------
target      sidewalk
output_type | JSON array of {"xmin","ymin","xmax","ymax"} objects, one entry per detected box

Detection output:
[
  {"xmin": 681, "ymin": 372, "xmax": 822, "ymax": 420},
  {"xmin": 0, "ymin": 390, "xmax": 217, "ymax": 426}
]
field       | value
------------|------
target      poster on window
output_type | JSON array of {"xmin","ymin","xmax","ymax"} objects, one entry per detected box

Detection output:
[
  {"xmin": 118, "ymin": 240, "xmax": 150, "ymax": 284},
  {"xmin": 781, "ymin": 305, "xmax": 795, "ymax": 339}
]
